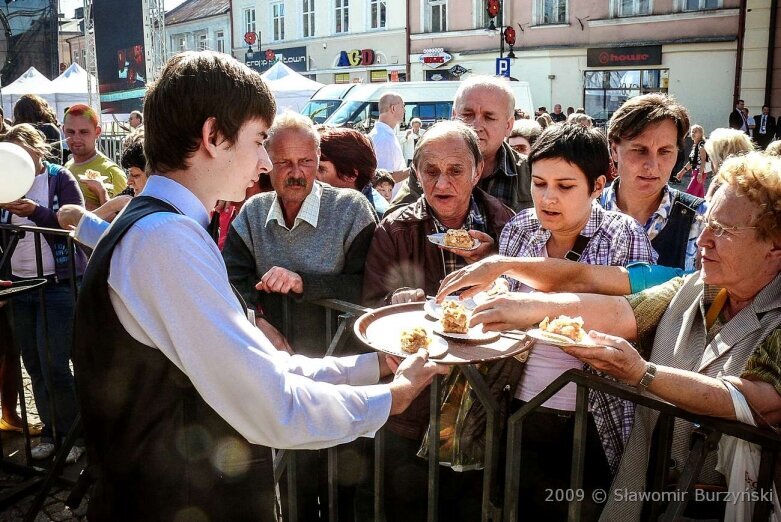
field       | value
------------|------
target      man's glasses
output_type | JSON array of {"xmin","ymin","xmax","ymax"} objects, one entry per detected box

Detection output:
[{"xmin": 696, "ymin": 214, "xmax": 757, "ymax": 238}]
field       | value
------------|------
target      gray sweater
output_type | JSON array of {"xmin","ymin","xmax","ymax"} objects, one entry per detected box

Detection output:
[{"xmin": 222, "ymin": 183, "xmax": 377, "ymax": 356}]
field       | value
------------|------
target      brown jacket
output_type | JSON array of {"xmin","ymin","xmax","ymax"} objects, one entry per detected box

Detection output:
[{"xmin": 363, "ymin": 188, "xmax": 514, "ymax": 439}]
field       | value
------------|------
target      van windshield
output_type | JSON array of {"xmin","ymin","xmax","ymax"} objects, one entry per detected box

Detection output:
[
  {"xmin": 301, "ymin": 100, "xmax": 342, "ymax": 124},
  {"xmin": 325, "ymin": 101, "xmax": 377, "ymax": 130}
]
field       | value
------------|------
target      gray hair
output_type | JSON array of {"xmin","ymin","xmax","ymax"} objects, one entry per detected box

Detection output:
[
  {"xmin": 510, "ymin": 119, "xmax": 542, "ymax": 145},
  {"xmin": 266, "ymin": 110, "xmax": 320, "ymax": 152},
  {"xmin": 453, "ymin": 76, "xmax": 515, "ymax": 119},
  {"xmin": 413, "ymin": 120, "xmax": 482, "ymax": 170}
]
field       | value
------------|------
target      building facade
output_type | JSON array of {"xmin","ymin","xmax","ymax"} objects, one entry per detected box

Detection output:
[
  {"xmin": 165, "ymin": 0, "xmax": 232, "ymax": 59},
  {"xmin": 231, "ymin": 0, "xmax": 407, "ymax": 83},
  {"xmin": 409, "ymin": 0, "xmax": 741, "ymax": 134},
  {"xmin": 58, "ymin": 13, "xmax": 83, "ymax": 73}
]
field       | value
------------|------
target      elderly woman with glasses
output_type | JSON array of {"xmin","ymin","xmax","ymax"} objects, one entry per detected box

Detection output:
[{"xmin": 466, "ymin": 151, "xmax": 781, "ymax": 519}]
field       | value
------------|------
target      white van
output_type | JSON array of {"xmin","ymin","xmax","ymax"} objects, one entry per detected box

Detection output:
[
  {"xmin": 300, "ymin": 84, "xmax": 358, "ymax": 124},
  {"xmin": 322, "ymin": 80, "xmax": 533, "ymax": 132}
]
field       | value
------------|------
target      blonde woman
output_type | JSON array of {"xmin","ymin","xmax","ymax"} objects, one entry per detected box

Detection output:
[
  {"xmin": 704, "ymin": 127, "xmax": 756, "ymax": 200},
  {"xmin": 675, "ymin": 125, "xmax": 708, "ymax": 197}
]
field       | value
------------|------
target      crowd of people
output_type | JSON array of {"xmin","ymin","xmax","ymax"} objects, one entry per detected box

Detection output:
[{"xmin": 0, "ymin": 50, "xmax": 779, "ymax": 521}]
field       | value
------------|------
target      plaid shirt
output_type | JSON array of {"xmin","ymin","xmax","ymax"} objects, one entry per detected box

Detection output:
[
  {"xmin": 425, "ymin": 195, "xmax": 489, "ymax": 275},
  {"xmin": 499, "ymin": 203, "xmax": 657, "ymax": 473},
  {"xmin": 478, "ymin": 142, "xmax": 534, "ymax": 212},
  {"xmin": 600, "ymin": 181, "xmax": 707, "ymax": 271},
  {"xmin": 479, "ymin": 144, "xmax": 516, "ymax": 206}
]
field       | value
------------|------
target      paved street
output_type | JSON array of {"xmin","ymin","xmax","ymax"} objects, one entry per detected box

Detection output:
[{"xmin": 0, "ymin": 370, "xmax": 85, "ymax": 521}]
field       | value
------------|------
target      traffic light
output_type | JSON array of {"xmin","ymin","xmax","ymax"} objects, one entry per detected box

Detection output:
[
  {"xmin": 487, "ymin": 0, "xmax": 499, "ymax": 19},
  {"xmin": 503, "ymin": 26, "xmax": 516, "ymax": 46}
]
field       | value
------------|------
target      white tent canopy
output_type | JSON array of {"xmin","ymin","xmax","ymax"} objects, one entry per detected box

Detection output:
[
  {"xmin": 261, "ymin": 62, "xmax": 324, "ymax": 114},
  {"xmin": 2, "ymin": 64, "xmax": 95, "ymax": 121},
  {"xmin": 51, "ymin": 63, "xmax": 97, "ymax": 94}
]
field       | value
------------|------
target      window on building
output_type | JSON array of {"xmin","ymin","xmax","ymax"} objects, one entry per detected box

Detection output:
[
  {"xmin": 682, "ymin": 0, "xmax": 720, "ymax": 10},
  {"xmin": 215, "ymin": 31, "xmax": 225, "ymax": 53},
  {"xmin": 303, "ymin": 0, "xmax": 315, "ymax": 37},
  {"xmin": 244, "ymin": 7, "xmax": 256, "ymax": 35},
  {"xmin": 615, "ymin": 0, "xmax": 651, "ymax": 17},
  {"xmin": 197, "ymin": 33, "xmax": 208, "ymax": 51},
  {"xmin": 428, "ymin": 0, "xmax": 447, "ymax": 32},
  {"xmin": 583, "ymin": 69, "xmax": 669, "ymax": 126},
  {"xmin": 474, "ymin": 0, "xmax": 490, "ymax": 28},
  {"xmin": 536, "ymin": 0, "xmax": 567, "ymax": 24},
  {"xmin": 335, "ymin": 73, "xmax": 350, "ymax": 84},
  {"xmin": 272, "ymin": 3, "xmax": 285, "ymax": 41},
  {"xmin": 335, "ymin": 0, "xmax": 349, "ymax": 33},
  {"xmin": 178, "ymin": 36, "xmax": 187, "ymax": 51},
  {"xmin": 81, "ymin": 49, "xmax": 86, "ymax": 65},
  {"xmin": 370, "ymin": 0, "xmax": 386, "ymax": 29},
  {"xmin": 72, "ymin": 50, "xmax": 79, "ymax": 65}
]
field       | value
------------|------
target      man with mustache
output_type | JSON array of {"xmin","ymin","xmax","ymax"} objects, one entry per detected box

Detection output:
[
  {"xmin": 222, "ymin": 111, "xmax": 379, "ymax": 520},
  {"xmin": 223, "ymin": 111, "xmax": 377, "ymax": 357}
]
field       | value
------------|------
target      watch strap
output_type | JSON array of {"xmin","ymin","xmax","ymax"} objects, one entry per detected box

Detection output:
[{"xmin": 637, "ymin": 362, "xmax": 657, "ymax": 392}]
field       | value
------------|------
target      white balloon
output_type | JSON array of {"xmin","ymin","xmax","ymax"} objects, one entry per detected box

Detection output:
[{"xmin": 0, "ymin": 142, "xmax": 35, "ymax": 204}]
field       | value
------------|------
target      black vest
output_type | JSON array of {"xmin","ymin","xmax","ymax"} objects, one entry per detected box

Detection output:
[
  {"xmin": 651, "ymin": 189, "xmax": 704, "ymax": 269},
  {"xmin": 72, "ymin": 196, "xmax": 276, "ymax": 521}
]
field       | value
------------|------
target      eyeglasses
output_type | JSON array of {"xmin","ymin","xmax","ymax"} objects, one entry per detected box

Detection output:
[{"xmin": 696, "ymin": 214, "xmax": 757, "ymax": 238}]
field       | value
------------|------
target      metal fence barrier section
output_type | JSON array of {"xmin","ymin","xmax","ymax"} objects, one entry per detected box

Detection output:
[{"xmin": 2, "ymin": 222, "xmax": 781, "ymax": 521}]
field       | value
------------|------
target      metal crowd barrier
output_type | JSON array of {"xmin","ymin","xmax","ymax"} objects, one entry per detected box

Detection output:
[
  {"xmin": 277, "ymin": 300, "xmax": 781, "ymax": 522},
  {"xmin": 97, "ymin": 133, "xmax": 129, "ymax": 165},
  {"xmin": 505, "ymin": 369, "xmax": 781, "ymax": 522},
  {"xmin": 3, "ymin": 222, "xmax": 780, "ymax": 522}
]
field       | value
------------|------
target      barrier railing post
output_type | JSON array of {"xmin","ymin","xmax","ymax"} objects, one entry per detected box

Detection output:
[
  {"xmin": 427, "ymin": 374, "xmax": 441, "ymax": 522},
  {"xmin": 567, "ymin": 384, "xmax": 588, "ymax": 522}
]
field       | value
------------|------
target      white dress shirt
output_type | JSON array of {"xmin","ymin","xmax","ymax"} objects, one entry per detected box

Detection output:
[
  {"xmin": 74, "ymin": 210, "xmax": 109, "ymax": 249},
  {"xmin": 369, "ymin": 121, "xmax": 405, "ymax": 172},
  {"xmin": 106, "ymin": 175, "xmax": 391, "ymax": 450}
]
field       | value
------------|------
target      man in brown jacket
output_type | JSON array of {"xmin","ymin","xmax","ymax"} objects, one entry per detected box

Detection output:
[{"xmin": 361, "ymin": 121, "xmax": 514, "ymax": 520}]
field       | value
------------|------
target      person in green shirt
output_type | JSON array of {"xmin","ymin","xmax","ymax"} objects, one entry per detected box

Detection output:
[{"xmin": 63, "ymin": 104, "xmax": 127, "ymax": 210}]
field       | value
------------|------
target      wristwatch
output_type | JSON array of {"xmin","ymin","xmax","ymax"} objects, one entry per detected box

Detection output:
[{"xmin": 637, "ymin": 362, "xmax": 657, "ymax": 392}]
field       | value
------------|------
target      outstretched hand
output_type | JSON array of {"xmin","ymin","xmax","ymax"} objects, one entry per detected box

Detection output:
[
  {"xmin": 470, "ymin": 293, "xmax": 549, "ymax": 332},
  {"xmin": 436, "ymin": 255, "xmax": 506, "ymax": 302},
  {"xmin": 559, "ymin": 331, "xmax": 646, "ymax": 386},
  {"xmin": 388, "ymin": 350, "xmax": 450, "ymax": 415}
]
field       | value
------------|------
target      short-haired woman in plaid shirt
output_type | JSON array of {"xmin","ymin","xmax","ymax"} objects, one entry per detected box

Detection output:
[{"xmin": 498, "ymin": 123, "xmax": 657, "ymax": 521}]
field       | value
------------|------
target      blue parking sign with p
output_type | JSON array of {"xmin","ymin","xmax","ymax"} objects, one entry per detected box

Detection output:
[{"xmin": 496, "ymin": 58, "xmax": 510, "ymax": 77}]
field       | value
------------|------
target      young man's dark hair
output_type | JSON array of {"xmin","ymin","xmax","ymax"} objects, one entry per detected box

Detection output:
[
  {"xmin": 528, "ymin": 122, "xmax": 610, "ymax": 191},
  {"xmin": 120, "ymin": 131, "xmax": 146, "ymax": 171},
  {"xmin": 607, "ymin": 93, "xmax": 690, "ymax": 149},
  {"xmin": 144, "ymin": 51, "xmax": 276, "ymax": 173}
]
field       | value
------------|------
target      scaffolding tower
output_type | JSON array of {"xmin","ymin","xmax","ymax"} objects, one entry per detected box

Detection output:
[
  {"xmin": 82, "ymin": 0, "xmax": 99, "ymax": 111},
  {"xmin": 142, "ymin": 0, "xmax": 166, "ymax": 83},
  {"xmin": 82, "ymin": 0, "xmax": 166, "ymax": 113}
]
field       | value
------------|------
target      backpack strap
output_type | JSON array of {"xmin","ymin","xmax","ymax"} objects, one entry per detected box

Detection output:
[{"xmin": 565, "ymin": 234, "xmax": 591, "ymax": 262}]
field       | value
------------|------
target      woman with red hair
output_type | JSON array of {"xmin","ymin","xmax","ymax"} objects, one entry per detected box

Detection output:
[{"xmin": 316, "ymin": 126, "xmax": 388, "ymax": 217}]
